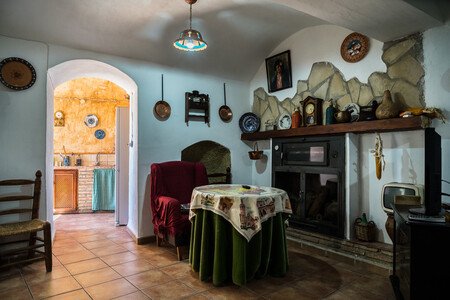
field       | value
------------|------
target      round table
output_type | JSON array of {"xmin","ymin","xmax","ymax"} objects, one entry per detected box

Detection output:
[{"xmin": 189, "ymin": 184, "xmax": 292, "ymax": 286}]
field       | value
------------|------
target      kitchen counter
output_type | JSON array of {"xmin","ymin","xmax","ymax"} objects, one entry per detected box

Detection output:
[{"xmin": 54, "ymin": 165, "xmax": 115, "ymax": 212}]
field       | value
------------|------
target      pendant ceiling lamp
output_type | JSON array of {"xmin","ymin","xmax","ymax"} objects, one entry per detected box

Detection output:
[{"xmin": 174, "ymin": 0, "xmax": 207, "ymax": 52}]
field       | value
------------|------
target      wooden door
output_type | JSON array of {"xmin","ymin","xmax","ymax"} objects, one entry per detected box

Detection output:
[{"xmin": 54, "ymin": 169, "xmax": 78, "ymax": 214}]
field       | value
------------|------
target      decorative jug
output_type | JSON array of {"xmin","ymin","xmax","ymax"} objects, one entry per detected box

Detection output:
[
  {"xmin": 291, "ymin": 107, "xmax": 301, "ymax": 128},
  {"xmin": 375, "ymin": 90, "xmax": 398, "ymax": 119}
]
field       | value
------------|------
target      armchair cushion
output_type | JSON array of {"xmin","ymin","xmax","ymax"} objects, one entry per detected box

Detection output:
[{"xmin": 150, "ymin": 161, "xmax": 208, "ymax": 239}]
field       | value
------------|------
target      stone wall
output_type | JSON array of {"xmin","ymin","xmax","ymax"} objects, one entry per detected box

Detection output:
[
  {"xmin": 253, "ymin": 34, "xmax": 424, "ymax": 130},
  {"xmin": 54, "ymin": 77, "xmax": 129, "ymax": 154}
]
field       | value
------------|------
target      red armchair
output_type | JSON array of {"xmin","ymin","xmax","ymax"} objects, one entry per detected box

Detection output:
[{"xmin": 150, "ymin": 161, "xmax": 208, "ymax": 260}]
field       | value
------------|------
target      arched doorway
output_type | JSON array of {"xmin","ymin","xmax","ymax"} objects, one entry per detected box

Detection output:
[{"xmin": 46, "ymin": 59, "xmax": 138, "ymax": 237}]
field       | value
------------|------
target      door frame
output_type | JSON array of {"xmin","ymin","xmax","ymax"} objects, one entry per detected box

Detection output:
[{"xmin": 46, "ymin": 59, "xmax": 138, "ymax": 238}]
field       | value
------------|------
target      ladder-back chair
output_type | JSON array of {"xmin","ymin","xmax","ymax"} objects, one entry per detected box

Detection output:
[{"xmin": 0, "ymin": 170, "xmax": 52, "ymax": 272}]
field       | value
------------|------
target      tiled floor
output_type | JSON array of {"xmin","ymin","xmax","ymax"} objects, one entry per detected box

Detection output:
[{"xmin": 0, "ymin": 213, "xmax": 395, "ymax": 299}]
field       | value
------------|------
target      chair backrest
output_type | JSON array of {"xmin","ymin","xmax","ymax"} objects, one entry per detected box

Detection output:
[
  {"xmin": 207, "ymin": 167, "xmax": 231, "ymax": 184},
  {"xmin": 150, "ymin": 161, "xmax": 208, "ymax": 205},
  {"xmin": 0, "ymin": 170, "xmax": 42, "ymax": 222}
]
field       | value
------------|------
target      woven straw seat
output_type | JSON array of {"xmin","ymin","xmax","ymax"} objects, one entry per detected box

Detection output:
[
  {"xmin": 0, "ymin": 171, "xmax": 52, "ymax": 272},
  {"xmin": 0, "ymin": 219, "xmax": 48, "ymax": 237}
]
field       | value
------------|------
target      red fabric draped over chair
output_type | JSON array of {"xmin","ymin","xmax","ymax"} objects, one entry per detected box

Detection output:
[{"xmin": 150, "ymin": 161, "xmax": 208, "ymax": 260}]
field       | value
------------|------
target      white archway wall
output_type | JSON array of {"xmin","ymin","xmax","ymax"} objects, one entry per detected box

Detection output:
[{"xmin": 46, "ymin": 59, "xmax": 139, "ymax": 237}]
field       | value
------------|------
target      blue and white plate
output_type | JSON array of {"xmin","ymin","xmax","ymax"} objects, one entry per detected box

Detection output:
[
  {"xmin": 94, "ymin": 129, "xmax": 105, "ymax": 139},
  {"xmin": 84, "ymin": 114, "xmax": 98, "ymax": 127},
  {"xmin": 239, "ymin": 112, "xmax": 260, "ymax": 134}
]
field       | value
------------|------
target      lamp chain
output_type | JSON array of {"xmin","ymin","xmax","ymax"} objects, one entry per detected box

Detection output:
[{"xmin": 189, "ymin": 4, "xmax": 192, "ymax": 29}]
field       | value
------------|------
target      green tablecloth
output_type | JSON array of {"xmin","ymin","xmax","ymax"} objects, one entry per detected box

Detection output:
[{"xmin": 189, "ymin": 210, "xmax": 289, "ymax": 286}]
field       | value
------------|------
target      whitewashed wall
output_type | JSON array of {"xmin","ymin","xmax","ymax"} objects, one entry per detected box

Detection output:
[
  {"xmin": 0, "ymin": 36, "xmax": 252, "ymax": 239},
  {"xmin": 423, "ymin": 25, "xmax": 450, "ymax": 199}
]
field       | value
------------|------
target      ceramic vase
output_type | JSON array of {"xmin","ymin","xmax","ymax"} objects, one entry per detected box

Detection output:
[
  {"xmin": 375, "ymin": 90, "xmax": 398, "ymax": 119},
  {"xmin": 291, "ymin": 107, "xmax": 301, "ymax": 128}
]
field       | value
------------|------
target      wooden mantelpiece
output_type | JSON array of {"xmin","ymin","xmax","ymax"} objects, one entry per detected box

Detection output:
[{"xmin": 241, "ymin": 116, "xmax": 430, "ymax": 141}]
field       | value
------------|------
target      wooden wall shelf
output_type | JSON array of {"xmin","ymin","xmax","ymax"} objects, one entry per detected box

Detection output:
[{"xmin": 241, "ymin": 116, "xmax": 430, "ymax": 141}]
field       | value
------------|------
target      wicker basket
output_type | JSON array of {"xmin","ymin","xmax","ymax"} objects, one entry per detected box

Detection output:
[{"xmin": 354, "ymin": 218, "xmax": 376, "ymax": 242}]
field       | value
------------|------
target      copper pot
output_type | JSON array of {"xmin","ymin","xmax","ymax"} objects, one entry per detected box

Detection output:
[
  {"xmin": 154, "ymin": 74, "xmax": 171, "ymax": 121},
  {"xmin": 219, "ymin": 83, "xmax": 233, "ymax": 122}
]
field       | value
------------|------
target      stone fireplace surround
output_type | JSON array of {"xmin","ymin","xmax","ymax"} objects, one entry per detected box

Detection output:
[{"xmin": 250, "ymin": 34, "xmax": 426, "ymax": 268}]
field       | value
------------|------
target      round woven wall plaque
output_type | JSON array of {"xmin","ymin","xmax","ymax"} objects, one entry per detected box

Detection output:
[
  {"xmin": 340, "ymin": 33, "xmax": 370, "ymax": 63},
  {"xmin": 0, "ymin": 57, "xmax": 36, "ymax": 90}
]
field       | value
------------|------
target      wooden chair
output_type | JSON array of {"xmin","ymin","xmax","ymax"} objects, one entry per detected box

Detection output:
[
  {"xmin": 0, "ymin": 170, "xmax": 52, "ymax": 272},
  {"xmin": 207, "ymin": 167, "xmax": 231, "ymax": 184}
]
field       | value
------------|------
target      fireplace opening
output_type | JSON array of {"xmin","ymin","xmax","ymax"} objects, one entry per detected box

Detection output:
[{"xmin": 272, "ymin": 136, "xmax": 345, "ymax": 238}]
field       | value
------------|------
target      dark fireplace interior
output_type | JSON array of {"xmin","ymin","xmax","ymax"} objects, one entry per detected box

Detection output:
[{"xmin": 272, "ymin": 136, "xmax": 345, "ymax": 238}]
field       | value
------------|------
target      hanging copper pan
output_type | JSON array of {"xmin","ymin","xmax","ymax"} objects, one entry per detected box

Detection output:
[
  {"xmin": 219, "ymin": 83, "xmax": 233, "ymax": 122},
  {"xmin": 154, "ymin": 74, "xmax": 171, "ymax": 121}
]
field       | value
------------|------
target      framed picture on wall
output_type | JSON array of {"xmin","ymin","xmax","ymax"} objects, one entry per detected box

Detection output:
[{"xmin": 265, "ymin": 50, "xmax": 292, "ymax": 93}]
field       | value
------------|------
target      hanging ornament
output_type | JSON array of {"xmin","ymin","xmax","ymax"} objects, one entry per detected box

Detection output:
[{"xmin": 370, "ymin": 133, "xmax": 385, "ymax": 180}]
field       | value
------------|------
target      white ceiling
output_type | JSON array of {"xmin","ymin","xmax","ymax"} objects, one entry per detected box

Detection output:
[{"xmin": 0, "ymin": 0, "xmax": 447, "ymax": 81}]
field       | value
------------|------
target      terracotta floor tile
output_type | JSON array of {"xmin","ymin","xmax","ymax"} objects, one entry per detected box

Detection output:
[
  {"xmin": 0, "ymin": 274, "xmax": 27, "ymax": 291},
  {"xmin": 89, "ymin": 245, "xmax": 128, "ymax": 257},
  {"xmin": 65, "ymin": 258, "xmax": 109, "ymax": 275},
  {"xmin": 113, "ymin": 291, "xmax": 151, "ymax": 300},
  {"xmin": 290, "ymin": 275, "xmax": 341, "ymax": 298},
  {"xmin": 56, "ymin": 249, "xmax": 96, "ymax": 265},
  {"xmin": 324, "ymin": 284, "xmax": 390, "ymax": 300},
  {"xmin": 126, "ymin": 269, "xmax": 173, "ymax": 289},
  {"xmin": 29, "ymin": 276, "xmax": 81, "ymax": 299},
  {"xmin": 0, "ymin": 266, "xmax": 21, "ymax": 279},
  {"xmin": 174, "ymin": 272, "xmax": 215, "ymax": 294},
  {"xmin": 52, "ymin": 244, "xmax": 87, "ymax": 256},
  {"xmin": 0, "ymin": 213, "xmax": 393, "ymax": 300},
  {"xmin": 85, "ymin": 278, "xmax": 137, "ymax": 300},
  {"xmin": 52, "ymin": 239, "xmax": 81, "ymax": 248},
  {"xmin": 141, "ymin": 280, "xmax": 196, "ymax": 299},
  {"xmin": 143, "ymin": 251, "xmax": 179, "ymax": 267},
  {"xmin": 121, "ymin": 241, "xmax": 140, "ymax": 251},
  {"xmin": 74, "ymin": 267, "xmax": 121, "ymax": 287},
  {"xmin": 100, "ymin": 251, "xmax": 138, "ymax": 266},
  {"xmin": 160, "ymin": 261, "xmax": 193, "ymax": 278},
  {"xmin": 82, "ymin": 239, "xmax": 118, "ymax": 250},
  {"xmin": 22, "ymin": 265, "xmax": 71, "ymax": 285},
  {"xmin": 0, "ymin": 286, "xmax": 33, "ymax": 299},
  {"xmin": 111, "ymin": 259, "xmax": 155, "ymax": 277},
  {"xmin": 75, "ymin": 234, "xmax": 108, "ymax": 243},
  {"xmin": 183, "ymin": 293, "xmax": 210, "ymax": 300},
  {"xmin": 108, "ymin": 236, "xmax": 134, "ymax": 244},
  {"xmin": 45, "ymin": 289, "xmax": 91, "ymax": 300},
  {"xmin": 263, "ymin": 286, "xmax": 315, "ymax": 300},
  {"xmin": 202, "ymin": 285, "xmax": 259, "ymax": 300},
  {"xmin": 244, "ymin": 275, "xmax": 293, "ymax": 296}
]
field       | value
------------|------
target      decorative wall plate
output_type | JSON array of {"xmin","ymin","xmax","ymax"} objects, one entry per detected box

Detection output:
[
  {"xmin": 84, "ymin": 114, "xmax": 98, "ymax": 127},
  {"xmin": 239, "ymin": 112, "xmax": 260, "ymax": 133},
  {"xmin": 340, "ymin": 33, "xmax": 369, "ymax": 63},
  {"xmin": 277, "ymin": 113, "xmax": 292, "ymax": 130},
  {"xmin": 94, "ymin": 129, "xmax": 105, "ymax": 139},
  {"xmin": 0, "ymin": 57, "xmax": 36, "ymax": 90}
]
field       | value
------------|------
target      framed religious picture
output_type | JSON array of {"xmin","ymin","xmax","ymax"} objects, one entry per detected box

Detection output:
[{"xmin": 265, "ymin": 50, "xmax": 292, "ymax": 93}]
